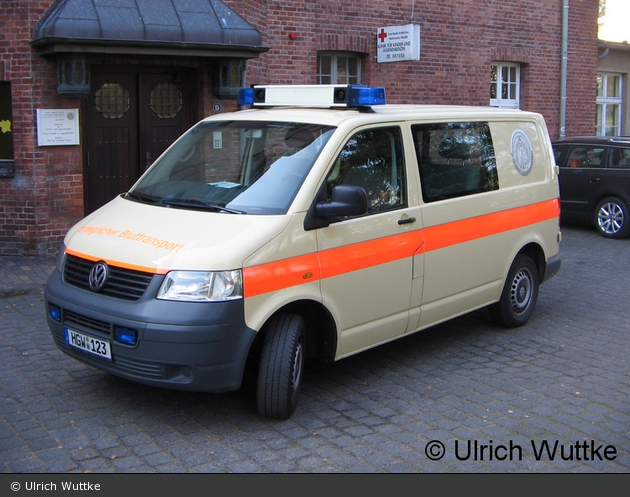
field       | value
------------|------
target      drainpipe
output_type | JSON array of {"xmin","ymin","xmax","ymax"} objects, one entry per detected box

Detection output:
[{"xmin": 559, "ymin": 0, "xmax": 569, "ymax": 138}]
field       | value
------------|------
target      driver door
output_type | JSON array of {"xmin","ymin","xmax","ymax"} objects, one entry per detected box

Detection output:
[{"xmin": 316, "ymin": 125, "xmax": 423, "ymax": 358}]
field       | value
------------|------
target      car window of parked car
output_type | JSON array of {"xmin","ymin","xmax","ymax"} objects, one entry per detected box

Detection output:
[
  {"xmin": 553, "ymin": 146, "xmax": 565, "ymax": 166},
  {"xmin": 565, "ymin": 146, "xmax": 606, "ymax": 169},
  {"xmin": 609, "ymin": 147, "xmax": 630, "ymax": 169}
]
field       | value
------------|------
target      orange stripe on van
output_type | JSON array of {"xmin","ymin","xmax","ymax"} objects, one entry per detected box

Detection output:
[
  {"xmin": 243, "ymin": 254, "xmax": 320, "ymax": 298},
  {"xmin": 318, "ymin": 231, "xmax": 424, "ymax": 279},
  {"xmin": 65, "ymin": 248, "xmax": 169, "ymax": 275},
  {"xmin": 243, "ymin": 199, "xmax": 559, "ymax": 297},
  {"xmin": 67, "ymin": 199, "xmax": 559, "ymax": 298},
  {"xmin": 423, "ymin": 198, "xmax": 560, "ymax": 251}
]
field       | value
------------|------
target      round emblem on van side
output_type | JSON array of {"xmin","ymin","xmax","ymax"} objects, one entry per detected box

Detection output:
[
  {"xmin": 88, "ymin": 262, "xmax": 109, "ymax": 292},
  {"xmin": 511, "ymin": 129, "xmax": 533, "ymax": 176}
]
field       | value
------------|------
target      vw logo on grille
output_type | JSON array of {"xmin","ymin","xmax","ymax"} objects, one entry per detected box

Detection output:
[{"xmin": 88, "ymin": 262, "xmax": 109, "ymax": 292}]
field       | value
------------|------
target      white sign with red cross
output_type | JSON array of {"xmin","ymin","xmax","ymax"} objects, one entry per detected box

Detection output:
[{"xmin": 376, "ymin": 24, "xmax": 421, "ymax": 63}]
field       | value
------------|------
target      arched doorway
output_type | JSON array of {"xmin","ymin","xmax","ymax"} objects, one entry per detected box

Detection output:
[{"xmin": 32, "ymin": 0, "xmax": 268, "ymax": 215}]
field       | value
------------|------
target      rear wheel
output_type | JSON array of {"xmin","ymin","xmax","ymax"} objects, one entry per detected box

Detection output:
[
  {"xmin": 257, "ymin": 313, "xmax": 305, "ymax": 419},
  {"xmin": 594, "ymin": 197, "xmax": 630, "ymax": 239},
  {"xmin": 489, "ymin": 254, "xmax": 539, "ymax": 328}
]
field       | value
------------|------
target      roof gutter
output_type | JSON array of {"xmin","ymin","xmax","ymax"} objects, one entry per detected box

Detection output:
[{"xmin": 31, "ymin": 37, "xmax": 269, "ymax": 59}]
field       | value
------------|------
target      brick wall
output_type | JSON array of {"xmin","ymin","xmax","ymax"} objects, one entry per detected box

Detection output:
[
  {"xmin": 231, "ymin": 0, "xmax": 598, "ymax": 137},
  {"xmin": 1, "ymin": 0, "xmax": 599, "ymax": 256},
  {"xmin": 0, "ymin": 1, "xmax": 75, "ymax": 256},
  {"xmin": 565, "ymin": 0, "xmax": 600, "ymax": 134}
]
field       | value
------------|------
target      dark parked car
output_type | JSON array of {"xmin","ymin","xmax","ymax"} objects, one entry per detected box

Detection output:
[{"xmin": 553, "ymin": 136, "xmax": 630, "ymax": 238}]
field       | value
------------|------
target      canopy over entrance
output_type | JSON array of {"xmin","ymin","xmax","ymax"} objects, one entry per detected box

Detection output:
[{"xmin": 32, "ymin": 0, "xmax": 268, "ymax": 58}]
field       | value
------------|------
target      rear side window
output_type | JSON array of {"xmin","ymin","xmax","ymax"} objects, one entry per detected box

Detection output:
[
  {"xmin": 609, "ymin": 147, "xmax": 630, "ymax": 169},
  {"xmin": 412, "ymin": 122, "xmax": 498, "ymax": 202}
]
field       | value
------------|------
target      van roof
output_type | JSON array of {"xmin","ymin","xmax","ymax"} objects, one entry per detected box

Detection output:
[{"xmin": 206, "ymin": 104, "xmax": 543, "ymax": 127}]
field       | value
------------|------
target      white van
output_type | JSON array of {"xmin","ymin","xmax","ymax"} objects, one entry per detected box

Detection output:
[{"xmin": 45, "ymin": 85, "xmax": 561, "ymax": 418}]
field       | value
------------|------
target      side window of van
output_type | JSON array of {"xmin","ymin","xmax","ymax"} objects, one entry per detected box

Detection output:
[
  {"xmin": 326, "ymin": 126, "xmax": 406, "ymax": 214},
  {"xmin": 412, "ymin": 122, "xmax": 498, "ymax": 202}
]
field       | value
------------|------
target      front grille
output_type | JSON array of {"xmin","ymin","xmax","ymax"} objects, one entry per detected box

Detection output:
[
  {"xmin": 64, "ymin": 309, "xmax": 111, "ymax": 338},
  {"xmin": 114, "ymin": 356, "xmax": 164, "ymax": 378},
  {"xmin": 63, "ymin": 254, "xmax": 154, "ymax": 300}
]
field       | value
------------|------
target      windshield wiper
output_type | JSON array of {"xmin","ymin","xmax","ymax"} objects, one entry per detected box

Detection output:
[
  {"xmin": 159, "ymin": 198, "xmax": 246, "ymax": 214},
  {"xmin": 124, "ymin": 191, "xmax": 159, "ymax": 204}
]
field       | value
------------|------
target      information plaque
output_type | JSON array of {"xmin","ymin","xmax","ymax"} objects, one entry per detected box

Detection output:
[{"xmin": 37, "ymin": 109, "xmax": 80, "ymax": 146}]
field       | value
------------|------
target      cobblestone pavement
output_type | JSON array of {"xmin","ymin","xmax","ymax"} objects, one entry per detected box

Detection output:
[{"xmin": 1, "ymin": 224, "xmax": 629, "ymax": 473}]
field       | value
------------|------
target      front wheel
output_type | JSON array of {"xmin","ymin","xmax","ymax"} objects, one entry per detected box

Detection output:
[
  {"xmin": 594, "ymin": 197, "xmax": 630, "ymax": 239},
  {"xmin": 257, "ymin": 313, "xmax": 306, "ymax": 419},
  {"xmin": 488, "ymin": 254, "xmax": 539, "ymax": 328}
]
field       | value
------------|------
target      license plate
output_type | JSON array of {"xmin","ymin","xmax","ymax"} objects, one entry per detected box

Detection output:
[{"xmin": 64, "ymin": 327, "xmax": 112, "ymax": 360}]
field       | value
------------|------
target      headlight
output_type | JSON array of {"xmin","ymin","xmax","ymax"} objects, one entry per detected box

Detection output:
[{"xmin": 157, "ymin": 270, "xmax": 243, "ymax": 302}]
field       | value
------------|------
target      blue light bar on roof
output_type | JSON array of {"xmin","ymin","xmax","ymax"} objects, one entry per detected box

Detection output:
[
  {"xmin": 238, "ymin": 84, "xmax": 387, "ymax": 108},
  {"xmin": 346, "ymin": 86, "xmax": 387, "ymax": 106}
]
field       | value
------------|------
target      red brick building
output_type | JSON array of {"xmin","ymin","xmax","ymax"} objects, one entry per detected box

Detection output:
[{"xmin": 1, "ymin": 0, "xmax": 599, "ymax": 256}]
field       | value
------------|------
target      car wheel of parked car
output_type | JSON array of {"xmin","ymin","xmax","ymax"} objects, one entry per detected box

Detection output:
[
  {"xmin": 594, "ymin": 197, "xmax": 630, "ymax": 239},
  {"xmin": 489, "ymin": 254, "xmax": 539, "ymax": 328},
  {"xmin": 257, "ymin": 313, "xmax": 305, "ymax": 419}
]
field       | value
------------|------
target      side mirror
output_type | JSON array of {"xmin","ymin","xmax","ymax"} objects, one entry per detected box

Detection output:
[{"xmin": 316, "ymin": 184, "xmax": 368, "ymax": 218}]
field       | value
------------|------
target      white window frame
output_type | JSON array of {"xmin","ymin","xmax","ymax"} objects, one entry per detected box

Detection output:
[
  {"xmin": 317, "ymin": 52, "xmax": 361, "ymax": 85},
  {"xmin": 490, "ymin": 63, "xmax": 520, "ymax": 109},
  {"xmin": 596, "ymin": 73, "xmax": 623, "ymax": 136}
]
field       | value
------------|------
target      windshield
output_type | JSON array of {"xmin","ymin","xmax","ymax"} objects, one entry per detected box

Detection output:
[{"xmin": 127, "ymin": 121, "xmax": 335, "ymax": 215}]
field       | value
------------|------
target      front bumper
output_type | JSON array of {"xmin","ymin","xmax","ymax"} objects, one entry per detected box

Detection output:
[{"xmin": 44, "ymin": 267, "xmax": 257, "ymax": 392}]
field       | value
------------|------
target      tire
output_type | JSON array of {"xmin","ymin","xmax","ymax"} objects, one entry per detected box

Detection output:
[
  {"xmin": 257, "ymin": 313, "xmax": 305, "ymax": 419},
  {"xmin": 594, "ymin": 197, "xmax": 630, "ymax": 239},
  {"xmin": 488, "ymin": 254, "xmax": 539, "ymax": 328}
]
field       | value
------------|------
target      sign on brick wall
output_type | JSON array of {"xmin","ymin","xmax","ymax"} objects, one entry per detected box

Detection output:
[
  {"xmin": 36, "ymin": 109, "xmax": 80, "ymax": 146},
  {"xmin": 376, "ymin": 24, "xmax": 421, "ymax": 63}
]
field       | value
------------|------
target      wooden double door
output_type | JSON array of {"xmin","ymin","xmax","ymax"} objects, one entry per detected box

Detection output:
[{"xmin": 85, "ymin": 67, "xmax": 196, "ymax": 214}]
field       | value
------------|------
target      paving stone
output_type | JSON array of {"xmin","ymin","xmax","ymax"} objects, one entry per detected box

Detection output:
[{"xmin": 1, "ymin": 226, "xmax": 629, "ymax": 472}]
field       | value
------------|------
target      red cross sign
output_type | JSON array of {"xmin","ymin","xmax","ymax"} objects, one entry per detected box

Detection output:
[{"xmin": 378, "ymin": 28, "xmax": 388, "ymax": 43}]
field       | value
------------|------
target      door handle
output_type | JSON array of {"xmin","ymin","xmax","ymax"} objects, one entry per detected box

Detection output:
[
  {"xmin": 398, "ymin": 217, "xmax": 416, "ymax": 225},
  {"xmin": 589, "ymin": 178, "xmax": 601, "ymax": 183}
]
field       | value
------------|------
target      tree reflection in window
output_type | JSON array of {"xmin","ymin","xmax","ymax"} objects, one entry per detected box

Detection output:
[
  {"xmin": 327, "ymin": 127, "xmax": 406, "ymax": 214},
  {"xmin": 413, "ymin": 122, "xmax": 499, "ymax": 202}
]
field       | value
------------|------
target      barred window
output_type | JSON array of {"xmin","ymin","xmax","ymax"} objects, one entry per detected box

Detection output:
[
  {"xmin": 596, "ymin": 73, "xmax": 622, "ymax": 136},
  {"xmin": 317, "ymin": 53, "xmax": 361, "ymax": 85},
  {"xmin": 95, "ymin": 82, "xmax": 130, "ymax": 119},
  {"xmin": 150, "ymin": 82, "xmax": 182, "ymax": 119},
  {"xmin": 490, "ymin": 63, "xmax": 520, "ymax": 109}
]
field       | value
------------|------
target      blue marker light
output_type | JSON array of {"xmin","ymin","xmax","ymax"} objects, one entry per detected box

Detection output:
[
  {"xmin": 238, "ymin": 88, "xmax": 255, "ymax": 106},
  {"xmin": 346, "ymin": 85, "xmax": 387, "ymax": 106},
  {"xmin": 49, "ymin": 303, "xmax": 61, "ymax": 322},
  {"xmin": 114, "ymin": 326, "xmax": 138, "ymax": 346}
]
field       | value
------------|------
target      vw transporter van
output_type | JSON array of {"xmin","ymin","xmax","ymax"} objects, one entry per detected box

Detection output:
[{"xmin": 45, "ymin": 85, "xmax": 561, "ymax": 419}]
